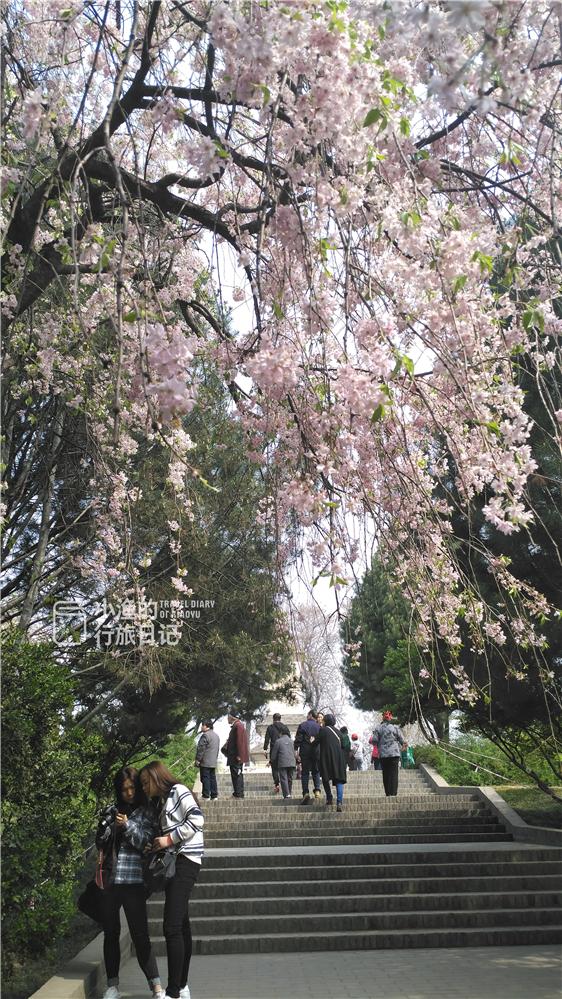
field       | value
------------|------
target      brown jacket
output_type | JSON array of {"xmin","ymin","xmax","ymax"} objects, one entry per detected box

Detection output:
[{"xmin": 225, "ymin": 718, "xmax": 250, "ymax": 765}]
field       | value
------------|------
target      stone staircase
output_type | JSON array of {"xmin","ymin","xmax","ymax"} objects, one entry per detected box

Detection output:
[
  {"xmin": 147, "ymin": 769, "xmax": 562, "ymax": 954},
  {"xmin": 250, "ymin": 710, "xmax": 305, "ymax": 767}
]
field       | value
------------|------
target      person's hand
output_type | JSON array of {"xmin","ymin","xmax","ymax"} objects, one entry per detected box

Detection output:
[
  {"xmin": 115, "ymin": 812, "xmax": 128, "ymax": 828},
  {"xmin": 152, "ymin": 835, "xmax": 173, "ymax": 850},
  {"xmin": 236, "ymin": 756, "xmax": 241, "ymax": 763}
]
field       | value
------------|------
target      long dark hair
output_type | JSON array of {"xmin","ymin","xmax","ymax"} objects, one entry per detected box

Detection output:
[
  {"xmin": 113, "ymin": 766, "xmax": 144, "ymax": 808},
  {"xmin": 139, "ymin": 760, "xmax": 180, "ymax": 798}
]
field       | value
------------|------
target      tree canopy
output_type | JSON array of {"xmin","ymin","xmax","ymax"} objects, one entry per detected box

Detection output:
[{"xmin": 2, "ymin": 1, "xmax": 561, "ymax": 746}]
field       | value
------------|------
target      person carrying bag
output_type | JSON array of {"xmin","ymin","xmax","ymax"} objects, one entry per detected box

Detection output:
[
  {"xmin": 140, "ymin": 761, "xmax": 204, "ymax": 999},
  {"xmin": 93, "ymin": 767, "xmax": 164, "ymax": 999}
]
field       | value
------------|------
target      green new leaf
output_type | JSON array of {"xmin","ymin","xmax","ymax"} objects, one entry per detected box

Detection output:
[
  {"xmin": 452, "ymin": 275, "xmax": 468, "ymax": 295},
  {"xmin": 401, "ymin": 354, "xmax": 414, "ymax": 376},
  {"xmin": 363, "ymin": 107, "xmax": 385, "ymax": 128}
]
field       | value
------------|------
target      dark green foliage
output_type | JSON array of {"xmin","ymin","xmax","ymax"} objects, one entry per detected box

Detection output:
[
  {"xmin": 122, "ymin": 369, "xmax": 294, "ymax": 723},
  {"xmin": 1, "ymin": 628, "xmax": 102, "ymax": 974},
  {"xmin": 434, "ymin": 354, "xmax": 562, "ymax": 731},
  {"xmin": 341, "ymin": 558, "xmax": 452, "ymax": 738},
  {"xmin": 134, "ymin": 731, "xmax": 199, "ymax": 789}
]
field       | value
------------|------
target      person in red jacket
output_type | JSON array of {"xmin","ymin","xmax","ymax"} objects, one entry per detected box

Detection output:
[
  {"xmin": 369, "ymin": 736, "xmax": 382, "ymax": 770},
  {"xmin": 223, "ymin": 709, "xmax": 250, "ymax": 798}
]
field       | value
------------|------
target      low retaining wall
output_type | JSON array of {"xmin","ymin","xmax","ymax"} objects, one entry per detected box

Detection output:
[
  {"xmin": 29, "ymin": 926, "xmax": 131, "ymax": 999},
  {"xmin": 419, "ymin": 763, "xmax": 562, "ymax": 847}
]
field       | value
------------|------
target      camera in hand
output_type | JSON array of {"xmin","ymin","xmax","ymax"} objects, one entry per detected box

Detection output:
[{"xmin": 98, "ymin": 804, "xmax": 118, "ymax": 843}]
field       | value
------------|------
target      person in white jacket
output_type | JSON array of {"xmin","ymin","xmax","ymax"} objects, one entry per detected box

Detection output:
[
  {"xmin": 350, "ymin": 734, "xmax": 364, "ymax": 771},
  {"xmin": 140, "ymin": 762, "xmax": 204, "ymax": 999}
]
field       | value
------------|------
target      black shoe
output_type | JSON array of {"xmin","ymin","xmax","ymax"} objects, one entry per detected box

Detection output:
[
  {"xmin": 300, "ymin": 794, "xmax": 311, "ymax": 805},
  {"xmin": 336, "ymin": 803, "xmax": 343, "ymax": 812}
]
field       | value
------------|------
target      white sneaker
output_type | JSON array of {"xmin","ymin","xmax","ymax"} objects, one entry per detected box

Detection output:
[
  {"xmin": 103, "ymin": 988, "xmax": 120, "ymax": 999},
  {"xmin": 180, "ymin": 985, "xmax": 191, "ymax": 999}
]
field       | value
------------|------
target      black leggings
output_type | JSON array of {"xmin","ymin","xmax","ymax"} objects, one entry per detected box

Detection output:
[
  {"xmin": 100, "ymin": 883, "xmax": 159, "ymax": 986},
  {"xmin": 381, "ymin": 756, "xmax": 400, "ymax": 796},
  {"xmin": 163, "ymin": 855, "xmax": 200, "ymax": 999}
]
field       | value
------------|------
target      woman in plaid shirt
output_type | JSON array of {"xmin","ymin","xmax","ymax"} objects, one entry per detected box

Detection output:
[{"xmin": 96, "ymin": 767, "xmax": 164, "ymax": 999}]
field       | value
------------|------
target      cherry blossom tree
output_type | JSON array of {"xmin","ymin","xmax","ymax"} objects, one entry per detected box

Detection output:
[
  {"xmin": 2, "ymin": 2, "xmax": 561, "ymax": 744},
  {"xmin": 292, "ymin": 601, "xmax": 348, "ymax": 715}
]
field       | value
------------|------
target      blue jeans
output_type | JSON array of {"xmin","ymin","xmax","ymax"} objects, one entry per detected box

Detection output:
[
  {"xmin": 322, "ymin": 777, "xmax": 345, "ymax": 805},
  {"xmin": 200, "ymin": 766, "xmax": 217, "ymax": 799}
]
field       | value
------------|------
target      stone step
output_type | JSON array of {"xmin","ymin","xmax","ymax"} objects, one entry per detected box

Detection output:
[
  {"xmin": 208, "ymin": 833, "xmax": 511, "ymax": 850},
  {"xmin": 148, "ymin": 910, "xmax": 562, "ymax": 955},
  {"xmin": 202, "ymin": 798, "xmax": 476, "ymax": 813},
  {"xmin": 178, "ymin": 874, "xmax": 562, "ymax": 900},
  {"xmin": 149, "ymin": 924, "xmax": 562, "ymax": 955},
  {"xmin": 217, "ymin": 774, "xmax": 428, "ymax": 794},
  {"xmin": 190, "ymin": 906, "xmax": 562, "ymax": 935},
  {"xmin": 204, "ymin": 814, "xmax": 496, "ymax": 832},
  {"xmin": 148, "ymin": 890, "xmax": 562, "ymax": 923},
  {"xmin": 195, "ymin": 858, "xmax": 562, "ymax": 883},
  {"xmin": 205, "ymin": 830, "xmax": 512, "ymax": 849},
  {"xmin": 217, "ymin": 775, "xmax": 427, "ymax": 781},
  {"xmin": 199, "ymin": 847, "xmax": 562, "ymax": 869}
]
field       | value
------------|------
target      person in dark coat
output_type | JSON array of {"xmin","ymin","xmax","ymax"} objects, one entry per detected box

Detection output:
[
  {"xmin": 222, "ymin": 710, "xmax": 250, "ymax": 798},
  {"xmin": 294, "ymin": 709, "xmax": 322, "ymax": 804},
  {"xmin": 263, "ymin": 713, "xmax": 290, "ymax": 793},
  {"xmin": 314, "ymin": 714, "xmax": 347, "ymax": 812},
  {"xmin": 269, "ymin": 732, "xmax": 297, "ymax": 799}
]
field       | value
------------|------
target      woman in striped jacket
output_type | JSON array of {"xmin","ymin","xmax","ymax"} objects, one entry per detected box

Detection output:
[{"xmin": 140, "ymin": 762, "xmax": 204, "ymax": 999}]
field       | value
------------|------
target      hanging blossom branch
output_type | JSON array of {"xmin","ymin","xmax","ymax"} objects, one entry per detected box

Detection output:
[{"xmin": 1, "ymin": 0, "xmax": 560, "ymax": 749}]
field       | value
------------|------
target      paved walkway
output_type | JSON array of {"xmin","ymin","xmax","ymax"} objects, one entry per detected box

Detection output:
[{"xmin": 114, "ymin": 945, "xmax": 562, "ymax": 999}]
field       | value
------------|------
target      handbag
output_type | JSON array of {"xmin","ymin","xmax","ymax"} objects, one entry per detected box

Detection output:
[
  {"xmin": 77, "ymin": 879, "xmax": 104, "ymax": 923},
  {"xmin": 95, "ymin": 846, "xmax": 116, "ymax": 890},
  {"xmin": 143, "ymin": 848, "xmax": 177, "ymax": 895}
]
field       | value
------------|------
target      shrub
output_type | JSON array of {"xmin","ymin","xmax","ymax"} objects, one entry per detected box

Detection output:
[
  {"xmin": 1, "ymin": 629, "xmax": 102, "ymax": 975},
  {"xmin": 413, "ymin": 734, "xmax": 554, "ymax": 787}
]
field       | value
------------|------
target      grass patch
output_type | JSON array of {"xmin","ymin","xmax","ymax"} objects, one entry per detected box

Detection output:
[{"xmin": 494, "ymin": 786, "xmax": 562, "ymax": 830}]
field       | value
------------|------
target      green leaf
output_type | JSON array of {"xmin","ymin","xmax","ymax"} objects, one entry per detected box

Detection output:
[
  {"xmin": 402, "ymin": 355, "xmax": 415, "ymax": 377},
  {"xmin": 371, "ymin": 403, "xmax": 385, "ymax": 423},
  {"xmin": 363, "ymin": 107, "xmax": 383, "ymax": 127},
  {"xmin": 399, "ymin": 117, "xmax": 411, "ymax": 137},
  {"xmin": 522, "ymin": 307, "xmax": 544, "ymax": 333},
  {"xmin": 452, "ymin": 275, "xmax": 468, "ymax": 295},
  {"xmin": 471, "ymin": 250, "xmax": 494, "ymax": 273}
]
